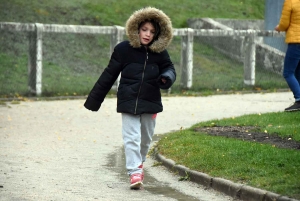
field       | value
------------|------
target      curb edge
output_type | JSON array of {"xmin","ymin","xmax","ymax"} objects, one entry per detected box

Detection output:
[{"xmin": 154, "ymin": 151, "xmax": 299, "ymax": 201}]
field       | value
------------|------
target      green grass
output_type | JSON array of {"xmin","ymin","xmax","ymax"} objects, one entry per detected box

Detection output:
[
  {"xmin": 0, "ymin": 53, "xmax": 28, "ymax": 97},
  {"xmin": 156, "ymin": 112, "xmax": 300, "ymax": 199},
  {"xmin": 0, "ymin": 0, "xmax": 264, "ymax": 27}
]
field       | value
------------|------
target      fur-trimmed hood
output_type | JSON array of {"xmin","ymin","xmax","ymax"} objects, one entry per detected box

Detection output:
[{"xmin": 125, "ymin": 7, "xmax": 173, "ymax": 53}]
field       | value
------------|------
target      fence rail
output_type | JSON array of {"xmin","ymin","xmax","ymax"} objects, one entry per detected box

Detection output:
[
  {"xmin": 1, "ymin": 22, "xmax": 285, "ymax": 36},
  {"xmin": 0, "ymin": 22, "xmax": 285, "ymax": 95}
]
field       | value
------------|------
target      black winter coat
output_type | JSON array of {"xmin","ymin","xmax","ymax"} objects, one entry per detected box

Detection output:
[{"xmin": 84, "ymin": 41, "xmax": 176, "ymax": 115}]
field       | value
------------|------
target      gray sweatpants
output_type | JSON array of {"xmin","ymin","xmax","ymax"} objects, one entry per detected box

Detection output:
[{"xmin": 122, "ymin": 113, "xmax": 156, "ymax": 175}]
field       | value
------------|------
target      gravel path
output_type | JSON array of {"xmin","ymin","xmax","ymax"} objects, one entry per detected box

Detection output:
[{"xmin": 0, "ymin": 92, "xmax": 291, "ymax": 201}]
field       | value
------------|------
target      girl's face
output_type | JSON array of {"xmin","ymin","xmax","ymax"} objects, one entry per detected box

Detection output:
[{"xmin": 139, "ymin": 22, "xmax": 155, "ymax": 45}]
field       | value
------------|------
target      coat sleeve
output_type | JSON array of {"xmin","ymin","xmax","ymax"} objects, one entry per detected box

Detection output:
[
  {"xmin": 84, "ymin": 47, "xmax": 122, "ymax": 111},
  {"xmin": 157, "ymin": 50, "xmax": 176, "ymax": 89},
  {"xmin": 278, "ymin": 0, "xmax": 292, "ymax": 31}
]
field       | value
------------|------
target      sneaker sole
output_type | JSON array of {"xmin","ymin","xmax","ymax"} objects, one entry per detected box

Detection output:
[
  {"xmin": 130, "ymin": 181, "xmax": 143, "ymax": 190},
  {"xmin": 285, "ymin": 108, "xmax": 300, "ymax": 112}
]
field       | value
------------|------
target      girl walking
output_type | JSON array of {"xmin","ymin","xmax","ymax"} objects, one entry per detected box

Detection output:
[{"xmin": 84, "ymin": 7, "xmax": 176, "ymax": 189}]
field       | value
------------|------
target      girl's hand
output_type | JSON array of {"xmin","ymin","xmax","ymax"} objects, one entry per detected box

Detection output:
[
  {"xmin": 161, "ymin": 78, "xmax": 167, "ymax": 84},
  {"xmin": 275, "ymin": 25, "xmax": 280, "ymax": 32}
]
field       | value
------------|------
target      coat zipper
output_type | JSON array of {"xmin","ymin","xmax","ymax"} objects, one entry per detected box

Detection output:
[{"xmin": 134, "ymin": 49, "xmax": 148, "ymax": 114}]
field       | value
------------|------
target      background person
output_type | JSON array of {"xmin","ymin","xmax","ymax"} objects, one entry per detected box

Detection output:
[{"xmin": 275, "ymin": 0, "xmax": 300, "ymax": 112}]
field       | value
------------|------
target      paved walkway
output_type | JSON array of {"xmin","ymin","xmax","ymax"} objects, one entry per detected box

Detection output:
[{"xmin": 0, "ymin": 92, "xmax": 293, "ymax": 201}]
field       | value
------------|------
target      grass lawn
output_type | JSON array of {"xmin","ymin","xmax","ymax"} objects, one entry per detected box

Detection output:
[{"xmin": 155, "ymin": 112, "xmax": 300, "ymax": 199}]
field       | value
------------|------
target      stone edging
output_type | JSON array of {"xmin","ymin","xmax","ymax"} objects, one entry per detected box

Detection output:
[{"xmin": 154, "ymin": 151, "xmax": 299, "ymax": 201}]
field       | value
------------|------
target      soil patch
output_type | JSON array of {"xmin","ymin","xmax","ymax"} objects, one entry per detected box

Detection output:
[{"xmin": 194, "ymin": 126, "xmax": 300, "ymax": 150}]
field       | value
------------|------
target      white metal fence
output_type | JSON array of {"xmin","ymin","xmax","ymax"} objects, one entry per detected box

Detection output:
[{"xmin": 0, "ymin": 22, "xmax": 286, "ymax": 96}]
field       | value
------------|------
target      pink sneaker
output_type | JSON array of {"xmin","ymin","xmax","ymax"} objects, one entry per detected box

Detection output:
[
  {"xmin": 130, "ymin": 173, "xmax": 143, "ymax": 189},
  {"xmin": 138, "ymin": 164, "xmax": 144, "ymax": 181}
]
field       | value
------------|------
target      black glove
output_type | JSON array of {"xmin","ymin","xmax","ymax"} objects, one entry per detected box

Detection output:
[{"xmin": 157, "ymin": 75, "xmax": 172, "ymax": 89}]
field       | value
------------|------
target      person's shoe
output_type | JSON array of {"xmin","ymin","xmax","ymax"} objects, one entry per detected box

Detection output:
[
  {"xmin": 284, "ymin": 101, "xmax": 300, "ymax": 112},
  {"xmin": 130, "ymin": 173, "xmax": 143, "ymax": 189},
  {"xmin": 138, "ymin": 164, "xmax": 144, "ymax": 181}
]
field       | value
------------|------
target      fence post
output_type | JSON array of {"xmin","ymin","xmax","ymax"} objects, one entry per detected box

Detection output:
[
  {"xmin": 243, "ymin": 34, "xmax": 256, "ymax": 86},
  {"xmin": 110, "ymin": 25, "xmax": 124, "ymax": 54},
  {"xmin": 111, "ymin": 25, "xmax": 124, "ymax": 90},
  {"xmin": 28, "ymin": 23, "xmax": 43, "ymax": 95},
  {"xmin": 180, "ymin": 28, "xmax": 194, "ymax": 89}
]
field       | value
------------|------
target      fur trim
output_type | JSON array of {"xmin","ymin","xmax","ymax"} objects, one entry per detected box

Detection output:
[{"xmin": 125, "ymin": 7, "xmax": 173, "ymax": 53}]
